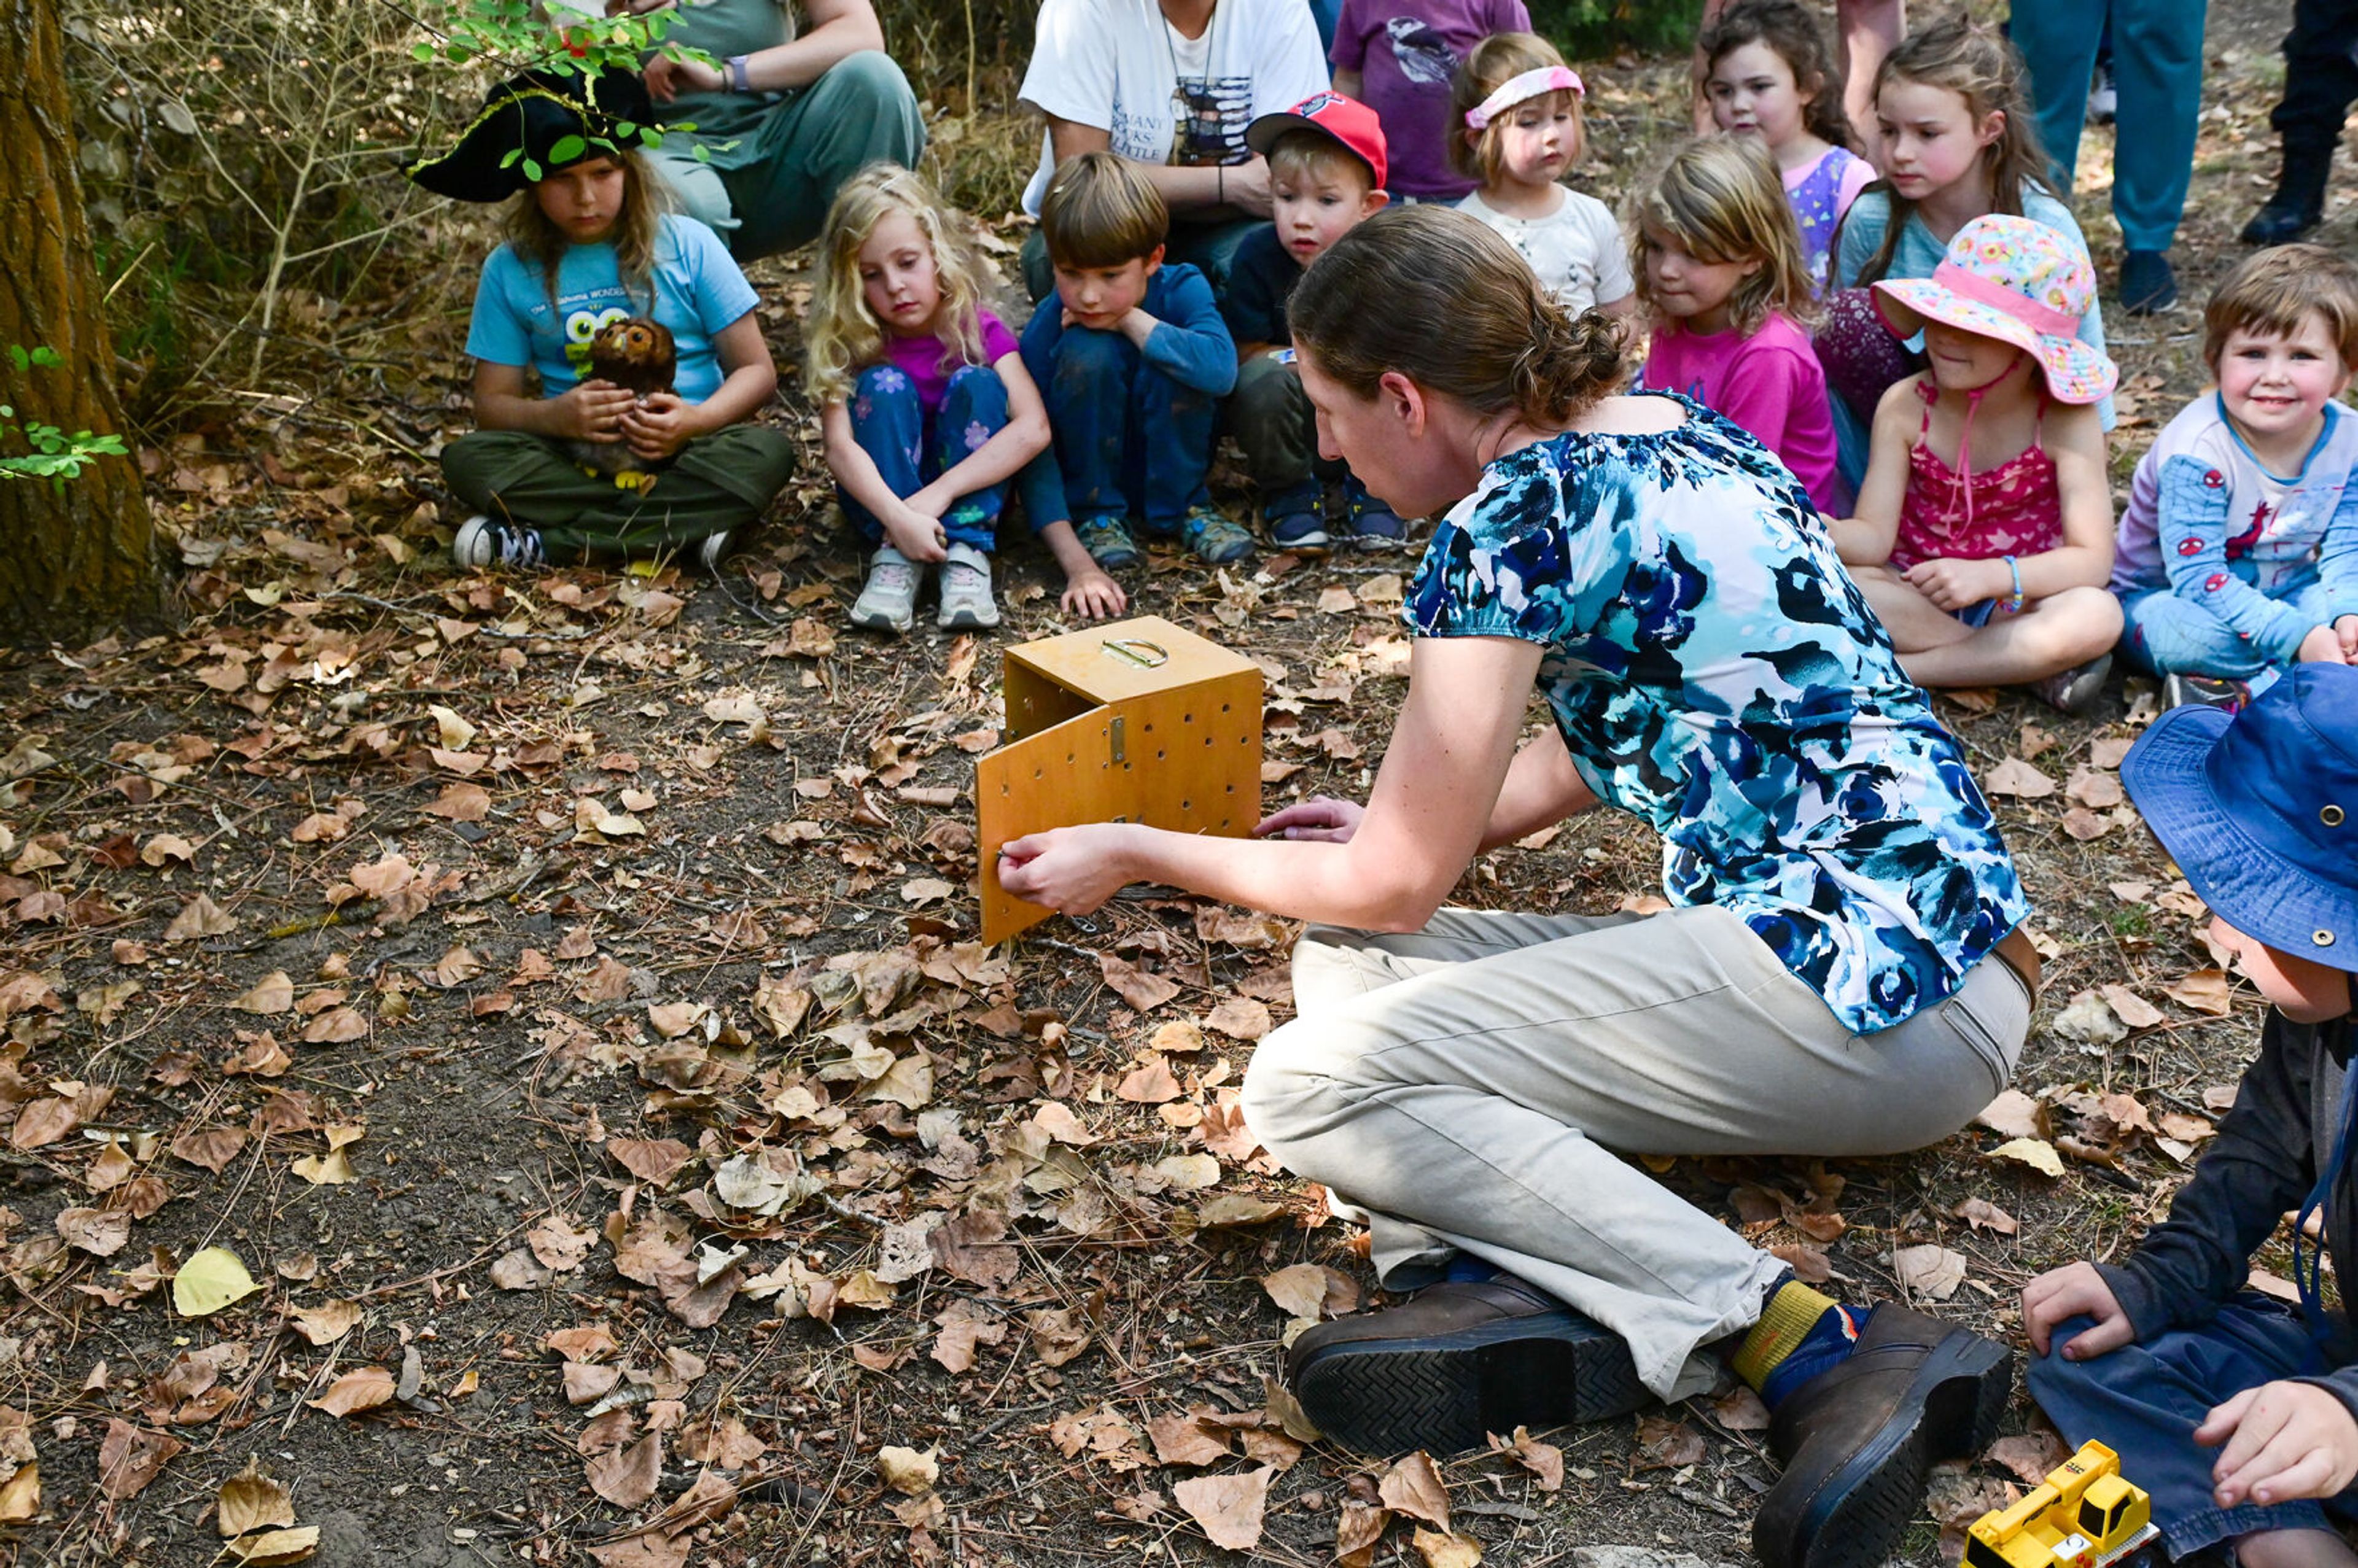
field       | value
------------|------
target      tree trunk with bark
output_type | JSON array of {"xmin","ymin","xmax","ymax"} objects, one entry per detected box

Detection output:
[{"xmin": 0, "ymin": 0, "xmax": 166, "ymax": 645}]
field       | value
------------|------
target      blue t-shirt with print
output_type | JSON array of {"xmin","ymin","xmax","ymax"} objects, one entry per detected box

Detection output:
[
  {"xmin": 463, "ymin": 212, "xmax": 758, "ymax": 404},
  {"xmin": 1403, "ymin": 394, "xmax": 2031, "ymax": 1035}
]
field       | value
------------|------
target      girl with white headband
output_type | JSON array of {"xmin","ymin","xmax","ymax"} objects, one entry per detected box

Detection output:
[{"xmin": 1447, "ymin": 33, "xmax": 1638, "ymax": 322}]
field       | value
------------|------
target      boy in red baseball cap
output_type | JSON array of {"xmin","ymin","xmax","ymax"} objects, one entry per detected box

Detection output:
[{"xmin": 1221, "ymin": 93, "xmax": 1401, "ymax": 554}]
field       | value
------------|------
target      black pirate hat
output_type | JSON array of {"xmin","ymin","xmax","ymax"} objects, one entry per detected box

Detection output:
[{"xmin": 408, "ymin": 66, "xmax": 657, "ymax": 203}]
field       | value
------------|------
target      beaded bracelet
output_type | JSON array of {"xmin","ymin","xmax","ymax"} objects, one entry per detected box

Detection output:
[{"xmin": 1999, "ymin": 554, "xmax": 2025, "ymax": 616}]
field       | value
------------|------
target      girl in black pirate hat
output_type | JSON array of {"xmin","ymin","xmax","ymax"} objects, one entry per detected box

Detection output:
[{"xmin": 413, "ymin": 68, "xmax": 796, "ymax": 572}]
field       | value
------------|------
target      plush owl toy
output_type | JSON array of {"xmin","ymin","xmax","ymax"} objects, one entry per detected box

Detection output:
[{"xmin": 568, "ymin": 317, "xmax": 677, "ymax": 486}]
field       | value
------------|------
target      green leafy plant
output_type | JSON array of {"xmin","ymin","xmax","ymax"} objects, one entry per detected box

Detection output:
[{"xmin": 2, "ymin": 347, "xmax": 128, "ymax": 485}]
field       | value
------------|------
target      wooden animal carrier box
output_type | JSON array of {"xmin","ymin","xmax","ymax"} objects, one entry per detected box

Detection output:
[{"xmin": 978, "ymin": 616, "xmax": 1263, "ymax": 944}]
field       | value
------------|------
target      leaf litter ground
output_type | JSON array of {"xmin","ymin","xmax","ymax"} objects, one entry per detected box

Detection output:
[{"xmin": 1, "ymin": 6, "xmax": 2346, "ymax": 1564}]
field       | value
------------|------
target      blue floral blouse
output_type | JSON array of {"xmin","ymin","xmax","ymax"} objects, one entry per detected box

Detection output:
[{"xmin": 1404, "ymin": 394, "xmax": 2030, "ymax": 1034}]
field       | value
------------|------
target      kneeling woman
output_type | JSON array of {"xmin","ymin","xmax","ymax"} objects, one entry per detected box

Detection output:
[{"xmin": 1000, "ymin": 205, "xmax": 2037, "ymax": 1568}]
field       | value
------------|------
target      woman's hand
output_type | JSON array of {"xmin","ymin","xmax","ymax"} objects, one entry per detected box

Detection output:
[
  {"xmin": 1903, "ymin": 555, "xmax": 2012, "ymax": 615},
  {"xmin": 881, "ymin": 507, "xmax": 949, "ymax": 564},
  {"xmin": 619, "ymin": 392, "xmax": 699, "ymax": 461},
  {"xmin": 2020, "ymin": 1262, "xmax": 2135, "ymax": 1360},
  {"xmin": 1060, "ymin": 565, "xmax": 1127, "ymax": 621},
  {"xmin": 2197, "ymin": 1381, "xmax": 2358, "ymax": 1507},
  {"xmin": 554, "ymin": 379, "xmax": 636, "ymax": 443},
  {"xmin": 644, "ymin": 52, "xmax": 725, "ymax": 104},
  {"xmin": 997, "ymin": 824, "xmax": 1138, "ymax": 913},
  {"xmin": 1255, "ymin": 796, "xmax": 1365, "ymax": 844}
]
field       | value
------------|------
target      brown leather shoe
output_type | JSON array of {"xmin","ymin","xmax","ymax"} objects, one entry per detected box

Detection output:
[
  {"xmin": 1752, "ymin": 1304, "xmax": 2012, "ymax": 1568},
  {"xmin": 1283, "ymin": 1275, "xmax": 1651, "ymax": 1456}
]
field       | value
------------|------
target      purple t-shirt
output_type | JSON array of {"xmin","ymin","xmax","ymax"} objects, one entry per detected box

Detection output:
[
  {"xmin": 1330, "ymin": 0, "xmax": 1530, "ymax": 201},
  {"xmin": 879, "ymin": 308, "xmax": 1021, "ymax": 413},
  {"xmin": 1640, "ymin": 312, "xmax": 1846, "ymax": 515}
]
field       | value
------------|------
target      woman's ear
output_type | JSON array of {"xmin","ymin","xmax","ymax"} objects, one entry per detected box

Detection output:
[{"xmin": 1377, "ymin": 369, "xmax": 1426, "ymax": 435}]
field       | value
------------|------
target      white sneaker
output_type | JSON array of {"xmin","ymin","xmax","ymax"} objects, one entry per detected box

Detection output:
[
  {"xmin": 695, "ymin": 528, "xmax": 734, "ymax": 575},
  {"xmin": 452, "ymin": 514, "xmax": 546, "ymax": 569},
  {"xmin": 849, "ymin": 546, "xmax": 921, "ymax": 634},
  {"xmin": 935, "ymin": 542, "xmax": 1000, "ymax": 630}
]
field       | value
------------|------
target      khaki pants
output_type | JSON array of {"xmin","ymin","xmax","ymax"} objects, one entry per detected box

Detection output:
[{"xmin": 1239, "ymin": 903, "xmax": 2031, "ymax": 1399}]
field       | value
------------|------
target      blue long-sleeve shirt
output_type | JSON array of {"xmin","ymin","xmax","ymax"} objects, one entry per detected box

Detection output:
[{"xmin": 1018, "ymin": 261, "xmax": 1237, "ymax": 398}]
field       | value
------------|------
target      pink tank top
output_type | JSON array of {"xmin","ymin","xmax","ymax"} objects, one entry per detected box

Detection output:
[{"xmin": 1889, "ymin": 381, "xmax": 2063, "ymax": 573}]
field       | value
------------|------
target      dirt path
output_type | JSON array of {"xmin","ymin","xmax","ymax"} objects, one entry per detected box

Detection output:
[{"xmin": 0, "ymin": 4, "xmax": 2346, "ymax": 1566}]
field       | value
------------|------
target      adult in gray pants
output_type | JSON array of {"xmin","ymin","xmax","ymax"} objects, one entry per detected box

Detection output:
[{"xmin": 1000, "ymin": 205, "xmax": 2036, "ymax": 1568}]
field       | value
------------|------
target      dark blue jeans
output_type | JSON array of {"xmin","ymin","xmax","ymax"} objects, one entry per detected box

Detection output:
[
  {"xmin": 1035, "ymin": 324, "xmax": 1216, "ymax": 530},
  {"xmin": 2029, "ymin": 1295, "xmax": 2358, "ymax": 1557},
  {"xmin": 840, "ymin": 360, "xmax": 1007, "ymax": 552}
]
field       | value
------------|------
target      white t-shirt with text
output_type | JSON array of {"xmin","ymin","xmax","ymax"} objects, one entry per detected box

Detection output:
[{"xmin": 1018, "ymin": 0, "xmax": 1330, "ymax": 215}]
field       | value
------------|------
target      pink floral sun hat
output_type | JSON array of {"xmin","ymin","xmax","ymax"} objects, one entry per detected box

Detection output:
[{"xmin": 1872, "ymin": 214, "xmax": 2118, "ymax": 405}]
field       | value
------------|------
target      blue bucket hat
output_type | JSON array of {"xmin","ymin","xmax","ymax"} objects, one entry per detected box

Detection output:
[{"xmin": 2120, "ymin": 664, "xmax": 2358, "ymax": 973}]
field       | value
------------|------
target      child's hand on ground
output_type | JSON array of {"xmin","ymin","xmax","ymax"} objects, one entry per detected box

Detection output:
[
  {"xmin": 555, "ymin": 379, "xmax": 636, "ymax": 443},
  {"xmin": 2021, "ymin": 1262, "xmax": 2135, "ymax": 1359},
  {"xmin": 2197, "ymin": 1380, "xmax": 2358, "ymax": 1507},
  {"xmin": 1060, "ymin": 565, "xmax": 1127, "ymax": 620},
  {"xmin": 2298, "ymin": 624, "xmax": 2352, "ymax": 664},
  {"xmin": 1904, "ymin": 556, "xmax": 2012, "ymax": 615},
  {"xmin": 619, "ymin": 392, "xmax": 698, "ymax": 462},
  {"xmin": 881, "ymin": 508, "xmax": 949, "ymax": 564},
  {"xmin": 1254, "ymin": 796, "xmax": 1364, "ymax": 844}
]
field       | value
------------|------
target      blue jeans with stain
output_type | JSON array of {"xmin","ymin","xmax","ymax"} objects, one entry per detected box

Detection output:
[
  {"xmin": 2029, "ymin": 1295, "xmax": 2358, "ymax": 1558},
  {"xmin": 1033, "ymin": 324, "xmax": 1216, "ymax": 530},
  {"xmin": 839, "ymin": 360, "xmax": 1008, "ymax": 553}
]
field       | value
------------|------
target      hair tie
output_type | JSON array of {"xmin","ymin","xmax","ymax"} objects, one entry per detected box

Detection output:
[{"xmin": 1465, "ymin": 66, "xmax": 1584, "ymax": 130}]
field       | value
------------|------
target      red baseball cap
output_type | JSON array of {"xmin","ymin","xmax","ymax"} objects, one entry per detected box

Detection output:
[{"xmin": 1245, "ymin": 91, "xmax": 1388, "ymax": 192}]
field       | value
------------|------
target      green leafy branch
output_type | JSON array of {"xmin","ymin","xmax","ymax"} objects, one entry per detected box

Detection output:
[{"xmin": 2, "ymin": 348, "xmax": 128, "ymax": 485}]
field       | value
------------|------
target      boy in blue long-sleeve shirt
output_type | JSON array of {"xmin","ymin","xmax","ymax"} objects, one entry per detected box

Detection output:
[{"xmin": 1020, "ymin": 152, "xmax": 1250, "ymax": 571}]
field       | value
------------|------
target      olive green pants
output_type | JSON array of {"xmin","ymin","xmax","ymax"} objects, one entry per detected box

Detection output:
[{"xmin": 440, "ymin": 427, "xmax": 798, "ymax": 561}]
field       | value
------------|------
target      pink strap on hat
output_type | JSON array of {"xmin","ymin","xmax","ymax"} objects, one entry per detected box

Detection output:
[
  {"xmin": 1465, "ymin": 66, "xmax": 1584, "ymax": 129},
  {"xmin": 1927, "ymin": 260, "xmax": 2080, "ymax": 338}
]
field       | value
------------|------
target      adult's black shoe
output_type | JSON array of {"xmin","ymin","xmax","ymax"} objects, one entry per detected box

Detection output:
[
  {"xmin": 1752, "ymin": 1304, "xmax": 2012, "ymax": 1568},
  {"xmin": 2119, "ymin": 249, "xmax": 2178, "ymax": 316},
  {"xmin": 2241, "ymin": 148, "xmax": 2333, "ymax": 246},
  {"xmin": 1284, "ymin": 1274, "xmax": 1651, "ymax": 1456}
]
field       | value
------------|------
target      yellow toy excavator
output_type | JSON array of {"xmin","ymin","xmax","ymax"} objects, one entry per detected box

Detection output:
[{"xmin": 1964, "ymin": 1440, "xmax": 2159, "ymax": 1568}]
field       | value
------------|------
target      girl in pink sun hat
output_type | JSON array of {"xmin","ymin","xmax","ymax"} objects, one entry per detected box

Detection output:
[{"xmin": 1831, "ymin": 212, "xmax": 2123, "ymax": 714}]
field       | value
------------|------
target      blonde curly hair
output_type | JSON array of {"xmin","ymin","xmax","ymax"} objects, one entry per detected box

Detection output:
[{"xmin": 804, "ymin": 163, "xmax": 996, "ymax": 405}]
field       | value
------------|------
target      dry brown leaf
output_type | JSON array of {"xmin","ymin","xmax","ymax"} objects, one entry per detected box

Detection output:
[
  {"xmin": 2165, "ymin": 968, "xmax": 2234, "ymax": 1017},
  {"xmin": 1985, "ymin": 1430, "xmax": 2069, "ymax": 1485},
  {"xmin": 1988, "ymin": 1137, "xmax": 2067, "ymax": 1178},
  {"xmin": 1951, "ymin": 1198, "xmax": 2018, "ymax": 1235},
  {"xmin": 930, "ymin": 1299, "xmax": 1006, "ymax": 1374},
  {"xmin": 97, "ymin": 1420, "xmax": 183, "ymax": 1500},
  {"xmin": 1974, "ymin": 1090, "xmax": 2044, "ymax": 1141},
  {"xmin": 164, "ymin": 893, "xmax": 238, "ymax": 941},
  {"xmin": 930, "ymin": 1208, "xmax": 1019, "ymax": 1289},
  {"xmin": 1100, "ymin": 952, "xmax": 1180, "ymax": 1012},
  {"xmin": 586, "ymin": 1432, "xmax": 663, "ymax": 1508},
  {"xmin": 1709, "ymin": 1386, "xmax": 1772, "ymax": 1432},
  {"xmin": 585, "ymin": 1531, "xmax": 689, "ymax": 1568},
  {"xmin": 1148, "ymin": 1411, "xmax": 1234, "ymax": 1467},
  {"xmin": 1379, "ymin": 1451, "xmax": 1452, "ymax": 1529},
  {"xmin": 1113, "ymin": 1054, "xmax": 1182, "ymax": 1104},
  {"xmin": 1204, "ymin": 996, "xmax": 1272, "ymax": 1040},
  {"xmin": 607, "ymin": 1138, "xmax": 693, "ymax": 1187},
  {"xmin": 1634, "ymin": 1414, "xmax": 1706, "ymax": 1470},
  {"xmin": 1983, "ymin": 758, "xmax": 2056, "ymax": 798},
  {"xmin": 307, "ymin": 1367, "xmax": 394, "ymax": 1418},
  {"xmin": 877, "ymin": 1444, "xmax": 938, "ymax": 1496},
  {"xmin": 288, "ymin": 1300, "xmax": 360, "ymax": 1346},
  {"xmin": 56, "ymin": 1206, "xmax": 131, "ymax": 1257},
  {"xmin": 218, "ymin": 1456, "xmax": 297, "ymax": 1537},
  {"xmin": 235, "ymin": 971, "xmax": 294, "ymax": 1015},
  {"xmin": 1336, "ymin": 1498, "xmax": 1390, "ymax": 1568},
  {"xmin": 1172, "ymin": 1465, "xmax": 1272, "ymax": 1551},
  {"xmin": 173, "ymin": 1127, "xmax": 248, "ymax": 1173},
  {"xmin": 1412, "ymin": 1528, "xmax": 1483, "ymax": 1568},
  {"xmin": 1259, "ymin": 1262, "xmax": 1329, "ymax": 1320},
  {"xmin": 2100, "ymin": 984, "xmax": 2165, "ymax": 1030},
  {"xmin": 1894, "ymin": 1244, "xmax": 1967, "ymax": 1300},
  {"xmin": 1492, "ymin": 1424, "xmax": 1567, "ymax": 1486}
]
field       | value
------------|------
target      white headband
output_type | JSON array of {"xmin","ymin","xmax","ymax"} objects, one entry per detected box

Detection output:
[{"xmin": 1465, "ymin": 66, "xmax": 1585, "ymax": 130}]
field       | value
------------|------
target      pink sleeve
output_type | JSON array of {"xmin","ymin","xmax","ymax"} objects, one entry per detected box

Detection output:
[{"xmin": 1713, "ymin": 341, "xmax": 1803, "ymax": 452}]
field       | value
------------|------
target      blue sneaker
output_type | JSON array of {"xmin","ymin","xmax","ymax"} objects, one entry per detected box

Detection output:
[
  {"xmin": 1180, "ymin": 506, "xmax": 1256, "ymax": 565},
  {"xmin": 1263, "ymin": 483, "xmax": 1328, "ymax": 555},
  {"xmin": 1074, "ymin": 514, "xmax": 1142, "ymax": 570},
  {"xmin": 1345, "ymin": 479, "xmax": 1408, "ymax": 553}
]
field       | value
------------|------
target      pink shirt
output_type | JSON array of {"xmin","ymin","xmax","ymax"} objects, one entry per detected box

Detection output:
[
  {"xmin": 880, "ymin": 308, "xmax": 1020, "ymax": 413},
  {"xmin": 1641, "ymin": 312, "xmax": 1846, "ymax": 514}
]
